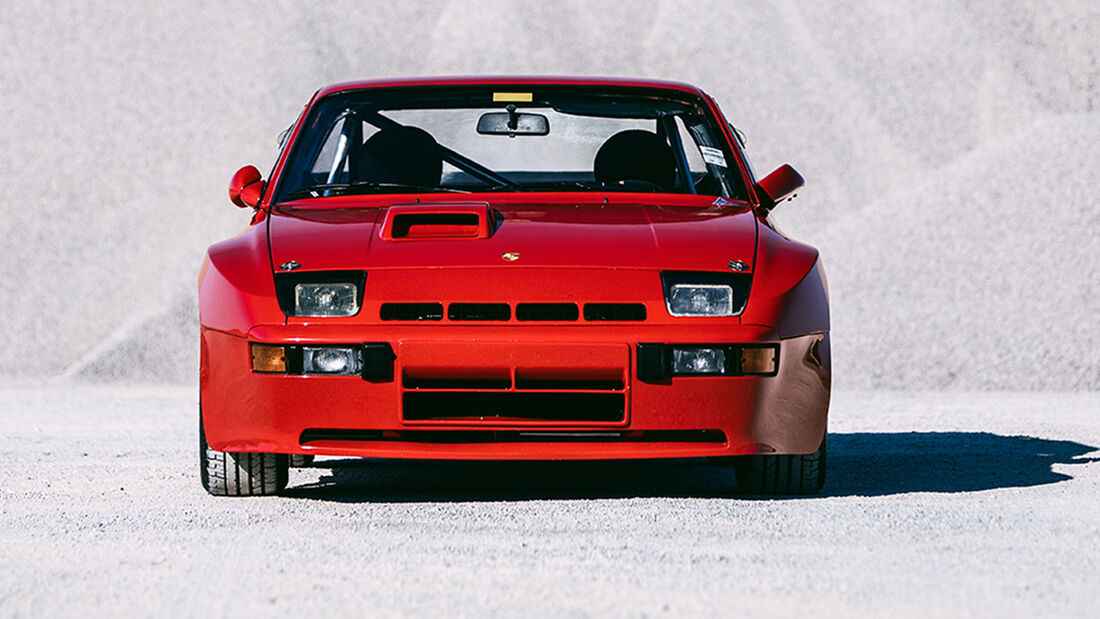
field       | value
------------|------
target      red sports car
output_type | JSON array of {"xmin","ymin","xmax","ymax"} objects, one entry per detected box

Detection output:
[{"xmin": 199, "ymin": 77, "xmax": 829, "ymax": 496}]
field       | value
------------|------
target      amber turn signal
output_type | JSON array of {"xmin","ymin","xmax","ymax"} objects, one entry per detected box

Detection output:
[
  {"xmin": 740, "ymin": 346, "xmax": 777, "ymax": 375},
  {"xmin": 251, "ymin": 344, "xmax": 287, "ymax": 373}
]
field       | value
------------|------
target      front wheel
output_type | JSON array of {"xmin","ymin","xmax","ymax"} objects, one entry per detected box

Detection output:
[
  {"xmin": 289, "ymin": 454, "xmax": 315, "ymax": 468},
  {"xmin": 734, "ymin": 436, "xmax": 826, "ymax": 495},
  {"xmin": 200, "ymin": 410, "xmax": 288, "ymax": 496}
]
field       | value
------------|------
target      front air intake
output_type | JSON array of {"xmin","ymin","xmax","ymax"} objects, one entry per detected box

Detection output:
[
  {"xmin": 448, "ymin": 303, "xmax": 511, "ymax": 321},
  {"xmin": 380, "ymin": 303, "xmax": 444, "ymax": 321},
  {"xmin": 390, "ymin": 213, "xmax": 480, "ymax": 238},
  {"xmin": 402, "ymin": 392, "xmax": 625, "ymax": 422},
  {"xmin": 583, "ymin": 303, "xmax": 647, "ymax": 321},
  {"xmin": 381, "ymin": 203, "xmax": 495, "ymax": 240},
  {"xmin": 300, "ymin": 429, "xmax": 726, "ymax": 445},
  {"xmin": 516, "ymin": 303, "xmax": 579, "ymax": 321}
]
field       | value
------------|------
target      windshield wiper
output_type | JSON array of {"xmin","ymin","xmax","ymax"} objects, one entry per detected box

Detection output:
[
  {"xmin": 479, "ymin": 183, "xmax": 530, "ymax": 192},
  {"xmin": 287, "ymin": 181, "xmax": 469, "ymax": 199}
]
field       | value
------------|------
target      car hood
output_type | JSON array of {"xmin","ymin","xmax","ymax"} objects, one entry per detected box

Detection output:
[{"xmin": 267, "ymin": 200, "xmax": 758, "ymax": 273}]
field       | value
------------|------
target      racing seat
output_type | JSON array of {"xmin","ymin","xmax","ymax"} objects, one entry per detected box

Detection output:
[
  {"xmin": 357, "ymin": 126, "xmax": 443, "ymax": 188},
  {"xmin": 593, "ymin": 129, "xmax": 677, "ymax": 190}
]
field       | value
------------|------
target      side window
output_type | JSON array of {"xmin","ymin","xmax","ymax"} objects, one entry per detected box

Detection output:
[
  {"xmin": 677, "ymin": 116, "xmax": 746, "ymax": 199},
  {"xmin": 676, "ymin": 117, "xmax": 708, "ymax": 175},
  {"xmin": 310, "ymin": 118, "xmax": 343, "ymax": 177},
  {"xmin": 311, "ymin": 117, "xmax": 349, "ymax": 182}
]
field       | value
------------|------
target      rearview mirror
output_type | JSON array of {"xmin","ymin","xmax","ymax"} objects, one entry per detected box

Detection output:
[
  {"xmin": 229, "ymin": 165, "xmax": 264, "ymax": 208},
  {"xmin": 477, "ymin": 110, "xmax": 549, "ymax": 136},
  {"xmin": 754, "ymin": 164, "xmax": 804, "ymax": 214}
]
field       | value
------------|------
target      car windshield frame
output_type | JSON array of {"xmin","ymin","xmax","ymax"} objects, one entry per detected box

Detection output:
[{"xmin": 271, "ymin": 84, "xmax": 749, "ymax": 205}]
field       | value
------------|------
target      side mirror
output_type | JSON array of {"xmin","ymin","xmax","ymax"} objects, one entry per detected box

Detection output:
[
  {"xmin": 228, "ymin": 165, "xmax": 264, "ymax": 208},
  {"xmin": 754, "ymin": 164, "xmax": 804, "ymax": 214}
]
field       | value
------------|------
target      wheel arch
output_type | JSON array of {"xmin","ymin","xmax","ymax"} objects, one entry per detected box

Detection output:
[{"xmin": 198, "ymin": 225, "xmax": 283, "ymax": 336}]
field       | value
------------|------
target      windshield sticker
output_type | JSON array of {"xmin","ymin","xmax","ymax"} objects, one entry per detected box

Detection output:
[
  {"xmin": 493, "ymin": 92, "xmax": 533, "ymax": 103},
  {"xmin": 700, "ymin": 146, "xmax": 728, "ymax": 168}
]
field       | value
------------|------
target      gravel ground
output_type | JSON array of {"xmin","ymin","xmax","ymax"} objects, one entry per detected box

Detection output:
[{"xmin": 1, "ymin": 386, "xmax": 1098, "ymax": 617}]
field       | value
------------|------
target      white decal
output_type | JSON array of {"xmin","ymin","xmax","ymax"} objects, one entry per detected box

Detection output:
[{"xmin": 700, "ymin": 146, "xmax": 728, "ymax": 168}]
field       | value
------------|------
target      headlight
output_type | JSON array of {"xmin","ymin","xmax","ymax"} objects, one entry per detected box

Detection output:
[
  {"xmin": 274, "ymin": 271, "xmax": 366, "ymax": 317},
  {"xmin": 661, "ymin": 272, "xmax": 749, "ymax": 317},
  {"xmin": 666, "ymin": 284, "xmax": 734, "ymax": 316},
  {"xmin": 302, "ymin": 346, "xmax": 362, "ymax": 375},
  {"xmin": 672, "ymin": 347, "xmax": 727, "ymax": 374},
  {"xmin": 295, "ymin": 283, "xmax": 359, "ymax": 316}
]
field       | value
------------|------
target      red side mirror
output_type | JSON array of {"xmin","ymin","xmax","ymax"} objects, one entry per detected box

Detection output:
[
  {"xmin": 754, "ymin": 164, "xmax": 804, "ymax": 213},
  {"xmin": 229, "ymin": 165, "xmax": 264, "ymax": 208}
]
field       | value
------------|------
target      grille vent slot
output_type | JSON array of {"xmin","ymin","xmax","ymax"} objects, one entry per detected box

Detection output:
[
  {"xmin": 376, "ymin": 302, "xmax": 648, "ymax": 321},
  {"xmin": 403, "ymin": 392, "xmax": 625, "ymax": 422},
  {"xmin": 381, "ymin": 303, "xmax": 444, "ymax": 321},
  {"xmin": 515, "ymin": 303, "xmax": 579, "ymax": 321},
  {"xmin": 403, "ymin": 377, "xmax": 512, "ymax": 389},
  {"xmin": 300, "ymin": 429, "xmax": 726, "ymax": 444},
  {"xmin": 448, "ymin": 303, "xmax": 511, "ymax": 321},
  {"xmin": 514, "ymin": 378, "xmax": 624, "ymax": 390},
  {"xmin": 583, "ymin": 303, "xmax": 647, "ymax": 321}
]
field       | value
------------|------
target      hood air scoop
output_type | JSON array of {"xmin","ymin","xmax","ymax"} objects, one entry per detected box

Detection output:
[{"xmin": 381, "ymin": 202, "xmax": 496, "ymax": 241}]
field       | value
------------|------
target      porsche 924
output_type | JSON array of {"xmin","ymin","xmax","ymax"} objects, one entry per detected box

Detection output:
[{"xmin": 199, "ymin": 77, "xmax": 829, "ymax": 496}]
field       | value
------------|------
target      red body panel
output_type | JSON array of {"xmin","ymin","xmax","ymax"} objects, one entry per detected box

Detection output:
[
  {"xmin": 740, "ymin": 223, "xmax": 828, "ymax": 337},
  {"xmin": 268, "ymin": 195, "xmax": 758, "ymax": 273},
  {"xmin": 198, "ymin": 226, "xmax": 281, "ymax": 336},
  {"xmin": 200, "ymin": 77, "xmax": 830, "ymax": 461}
]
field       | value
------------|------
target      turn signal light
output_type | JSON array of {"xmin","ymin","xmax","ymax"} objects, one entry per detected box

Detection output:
[
  {"xmin": 740, "ymin": 346, "xmax": 777, "ymax": 375},
  {"xmin": 251, "ymin": 344, "xmax": 287, "ymax": 373}
]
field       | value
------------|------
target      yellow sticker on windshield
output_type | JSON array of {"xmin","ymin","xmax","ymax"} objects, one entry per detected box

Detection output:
[{"xmin": 493, "ymin": 92, "xmax": 533, "ymax": 102}]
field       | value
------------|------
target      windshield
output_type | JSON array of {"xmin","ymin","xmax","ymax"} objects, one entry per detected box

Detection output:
[{"xmin": 273, "ymin": 85, "xmax": 747, "ymax": 203}]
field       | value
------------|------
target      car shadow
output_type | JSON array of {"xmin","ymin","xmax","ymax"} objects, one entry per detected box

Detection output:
[{"xmin": 279, "ymin": 431, "xmax": 1099, "ymax": 503}]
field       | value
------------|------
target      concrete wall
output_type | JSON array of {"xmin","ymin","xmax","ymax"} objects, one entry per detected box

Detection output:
[{"xmin": 1, "ymin": 1, "xmax": 1096, "ymax": 388}]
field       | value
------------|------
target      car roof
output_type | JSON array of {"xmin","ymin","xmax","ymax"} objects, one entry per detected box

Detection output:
[{"xmin": 315, "ymin": 76, "xmax": 708, "ymax": 99}]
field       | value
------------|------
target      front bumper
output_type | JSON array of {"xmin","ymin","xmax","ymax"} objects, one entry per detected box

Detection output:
[{"xmin": 200, "ymin": 324, "xmax": 829, "ymax": 460}]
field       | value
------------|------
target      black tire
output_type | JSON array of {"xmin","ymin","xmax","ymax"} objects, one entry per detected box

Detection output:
[
  {"xmin": 734, "ymin": 436, "xmax": 826, "ymax": 495},
  {"xmin": 289, "ymin": 454, "xmax": 315, "ymax": 468},
  {"xmin": 200, "ymin": 410, "xmax": 288, "ymax": 496}
]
